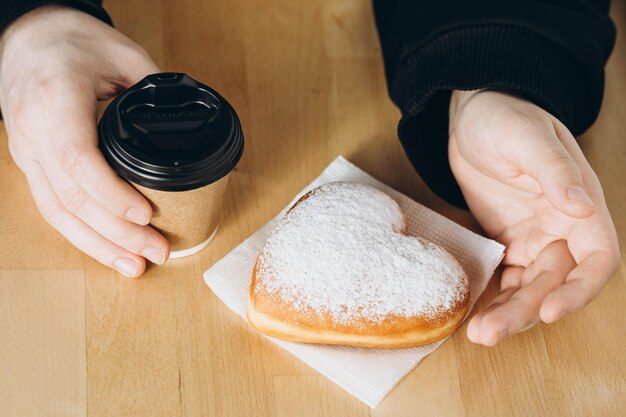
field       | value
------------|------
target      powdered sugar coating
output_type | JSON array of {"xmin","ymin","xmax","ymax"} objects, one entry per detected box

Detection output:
[{"xmin": 256, "ymin": 182, "xmax": 468, "ymax": 325}]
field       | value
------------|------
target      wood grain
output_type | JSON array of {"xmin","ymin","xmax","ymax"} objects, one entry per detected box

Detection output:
[
  {"xmin": 0, "ymin": 270, "xmax": 86, "ymax": 416},
  {"xmin": 1, "ymin": 0, "xmax": 625, "ymax": 416}
]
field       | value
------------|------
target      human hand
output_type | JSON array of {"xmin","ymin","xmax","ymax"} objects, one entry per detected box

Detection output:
[
  {"xmin": 448, "ymin": 89, "xmax": 620, "ymax": 346},
  {"xmin": 0, "ymin": 5, "xmax": 169, "ymax": 277}
]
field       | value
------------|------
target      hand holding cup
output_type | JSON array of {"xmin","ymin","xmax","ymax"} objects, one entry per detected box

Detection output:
[{"xmin": 0, "ymin": 5, "xmax": 169, "ymax": 277}]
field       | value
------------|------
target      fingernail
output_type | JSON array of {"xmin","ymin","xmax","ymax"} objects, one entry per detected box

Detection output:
[
  {"xmin": 125, "ymin": 207, "xmax": 150, "ymax": 225},
  {"xmin": 114, "ymin": 257, "xmax": 138, "ymax": 278},
  {"xmin": 142, "ymin": 246, "xmax": 165, "ymax": 265},
  {"xmin": 566, "ymin": 186, "xmax": 594, "ymax": 207}
]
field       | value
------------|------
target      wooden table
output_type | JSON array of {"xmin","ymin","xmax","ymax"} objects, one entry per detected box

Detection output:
[{"xmin": 1, "ymin": 1, "xmax": 625, "ymax": 416}]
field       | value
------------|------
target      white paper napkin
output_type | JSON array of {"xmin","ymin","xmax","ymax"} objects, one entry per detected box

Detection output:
[{"xmin": 203, "ymin": 156, "xmax": 505, "ymax": 408}]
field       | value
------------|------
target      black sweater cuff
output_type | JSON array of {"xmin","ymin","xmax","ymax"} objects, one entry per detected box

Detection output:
[
  {"xmin": 0, "ymin": 0, "xmax": 111, "ymax": 31},
  {"xmin": 392, "ymin": 25, "xmax": 598, "ymax": 209}
]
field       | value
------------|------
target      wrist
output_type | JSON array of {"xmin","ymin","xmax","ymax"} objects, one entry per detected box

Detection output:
[{"xmin": 450, "ymin": 89, "xmax": 484, "ymax": 125}]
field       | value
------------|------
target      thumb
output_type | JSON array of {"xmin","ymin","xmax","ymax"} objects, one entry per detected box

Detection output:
[
  {"xmin": 519, "ymin": 125, "xmax": 595, "ymax": 218},
  {"xmin": 116, "ymin": 46, "xmax": 161, "ymax": 89}
]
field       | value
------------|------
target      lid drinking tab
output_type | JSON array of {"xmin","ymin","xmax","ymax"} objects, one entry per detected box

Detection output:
[{"xmin": 98, "ymin": 72, "xmax": 244, "ymax": 191}]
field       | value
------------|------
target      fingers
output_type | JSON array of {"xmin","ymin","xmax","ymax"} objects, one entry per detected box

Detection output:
[
  {"xmin": 467, "ymin": 286, "xmax": 518, "ymax": 345},
  {"xmin": 57, "ymin": 141, "xmax": 153, "ymax": 225},
  {"xmin": 467, "ymin": 267, "xmax": 522, "ymax": 344},
  {"xmin": 45, "ymin": 166, "xmax": 170, "ymax": 264},
  {"xmin": 44, "ymin": 88, "xmax": 154, "ymax": 225},
  {"xmin": 468, "ymin": 241, "xmax": 576, "ymax": 346},
  {"xmin": 37, "ymin": 90, "xmax": 169, "ymax": 263},
  {"xmin": 499, "ymin": 266, "xmax": 525, "ymax": 290},
  {"xmin": 540, "ymin": 250, "xmax": 619, "ymax": 323},
  {"xmin": 517, "ymin": 125, "xmax": 595, "ymax": 219},
  {"xmin": 24, "ymin": 161, "xmax": 146, "ymax": 278}
]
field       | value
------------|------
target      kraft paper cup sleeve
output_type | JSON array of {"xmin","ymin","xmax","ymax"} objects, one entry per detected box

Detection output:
[{"xmin": 135, "ymin": 175, "xmax": 230, "ymax": 256}]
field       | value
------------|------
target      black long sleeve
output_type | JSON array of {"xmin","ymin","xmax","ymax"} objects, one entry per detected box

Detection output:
[
  {"xmin": 373, "ymin": 0, "xmax": 616, "ymax": 208},
  {"xmin": 0, "ymin": 0, "xmax": 111, "ymax": 31}
]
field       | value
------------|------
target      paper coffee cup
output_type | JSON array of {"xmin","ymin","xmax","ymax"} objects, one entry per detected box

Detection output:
[{"xmin": 98, "ymin": 73, "xmax": 244, "ymax": 258}]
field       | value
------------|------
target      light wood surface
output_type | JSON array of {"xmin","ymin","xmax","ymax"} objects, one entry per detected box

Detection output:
[{"xmin": 1, "ymin": 0, "xmax": 625, "ymax": 416}]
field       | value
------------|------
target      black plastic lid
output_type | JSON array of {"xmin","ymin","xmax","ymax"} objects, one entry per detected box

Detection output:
[{"xmin": 98, "ymin": 72, "xmax": 244, "ymax": 191}]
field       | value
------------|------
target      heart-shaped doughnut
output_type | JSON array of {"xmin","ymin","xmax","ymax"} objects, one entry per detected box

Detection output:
[{"xmin": 247, "ymin": 182, "xmax": 469, "ymax": 348}]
